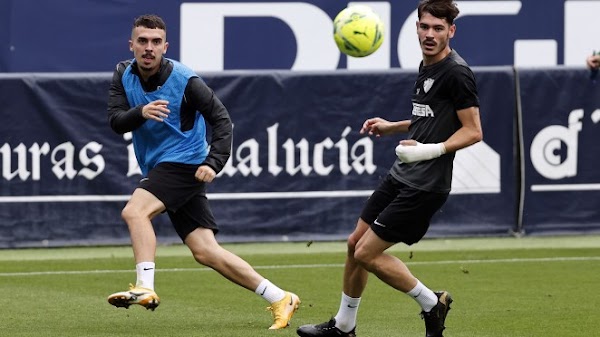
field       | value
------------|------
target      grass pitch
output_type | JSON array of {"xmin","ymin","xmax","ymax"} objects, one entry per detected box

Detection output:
[{"xmin": 0, "ymin": 235, "xmax": 598, "ymax": 337}]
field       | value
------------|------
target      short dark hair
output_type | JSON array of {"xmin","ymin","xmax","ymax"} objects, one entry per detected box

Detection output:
[
  {"xmin": 133, "ymin": 14, "xmax": 167, "ymax": 32},
  {"xmin": 417, "ymin": 0, "xmax": 460, "ymax": 25}
]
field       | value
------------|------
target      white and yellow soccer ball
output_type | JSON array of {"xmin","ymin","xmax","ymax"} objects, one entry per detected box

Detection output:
[{"xmin": 333, "ymin": 5, "xmax": 384, "ymax": 58}]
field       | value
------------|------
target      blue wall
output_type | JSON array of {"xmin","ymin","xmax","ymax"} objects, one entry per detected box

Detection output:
[{"xmin": 0, "ymin": 0, "xmax": 595, "ymax": 72}]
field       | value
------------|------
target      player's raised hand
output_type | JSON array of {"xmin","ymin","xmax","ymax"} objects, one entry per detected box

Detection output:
[
  {"xmin": 142, "ymin": 100, "xmax": 170, "ymax": 122},
  {"xmin": 360, "ymin": 117, "xmax": 392, "ymax": 137},
  {"xmin": 195, "ymin": 165, "xmax": 216, "ymax": 183}
]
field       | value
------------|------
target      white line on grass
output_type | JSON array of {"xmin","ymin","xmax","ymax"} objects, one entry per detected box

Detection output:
[{"xmin": 1, "ymin": 256, "xmax": 599, "ymax": 277}]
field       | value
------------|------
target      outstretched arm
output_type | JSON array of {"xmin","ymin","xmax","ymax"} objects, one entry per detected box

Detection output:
[{"xmin": 360, "ymin": 117, "xmax": 411, "ymax": 137}]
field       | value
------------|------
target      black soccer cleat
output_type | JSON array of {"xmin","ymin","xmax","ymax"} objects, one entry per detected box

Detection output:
[
  {"xmin": 421, "ymin": 291, "xmax": 453, "ymax": 337},
  {"xmin": 297, "ymin": 318, "xmax": 356, "ymax": 337}
]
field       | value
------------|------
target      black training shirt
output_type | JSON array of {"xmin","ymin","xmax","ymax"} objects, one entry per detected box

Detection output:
[{"xmin": 390, "ymin": 50, "xmax": 480, "ymax": 193}]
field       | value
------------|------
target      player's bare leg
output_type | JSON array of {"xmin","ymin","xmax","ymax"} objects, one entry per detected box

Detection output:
[
  {"xmin": 185, "ymin": 228, "xmax": 300, "ymax": 329},
  {"xmin": 298, "ymin": 221, "xmax": 450, "ymax": 337},
  {"xmin": 108, "ymin": 189, "xmax": 164, "ymax": 310},
  {"xmin": 354, "ymin": 229, "xmax": 451, "ymax": 337},
  {"xmin": 297, "ymin": 219, "xmax": 370, "ymax": 337}
]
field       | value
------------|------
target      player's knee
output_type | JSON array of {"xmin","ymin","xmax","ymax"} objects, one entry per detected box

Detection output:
[
  {"xmin": 347, "ymin": 225, "xmax": 366, "ymax": 253},
  {"xmin": 347, "ymin": 234, "xmax": 359, "ymax": 254},
  {"xmin": 192, "ymin": 251, "xmax": 208, "ymax": 265},
  {"xmin": 352, "ymin": 246, "xmax": 375, "ymax": 269},
  {"xmin": 121, "ymin": 204, "xmax": 142, "ymax": 223},
  {"xmin": 191, "ymin": 247, "xmax": 216, "ymax": 267}
]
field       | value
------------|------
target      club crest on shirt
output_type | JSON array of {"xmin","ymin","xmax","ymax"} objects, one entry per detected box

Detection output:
[{"xmin": 423, "ymin": 78, "xmax": 435, "ymax": 93}]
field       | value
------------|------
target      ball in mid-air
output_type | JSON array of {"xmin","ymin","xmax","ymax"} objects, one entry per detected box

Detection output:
[{"xmin": 333, "ymin": 5, "xmax": 384, "ymax": 58}]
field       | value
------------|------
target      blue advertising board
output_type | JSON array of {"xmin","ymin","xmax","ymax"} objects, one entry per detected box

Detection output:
[
  {"xmin": 519, "ymin": 67, "xmax": 600, "ymax": 234},
  {"xmin": 0, "ymin": 67, "xmax": 518, "ymax": 247},
  {"xmin": 3, "ymin": 1, "xmax": 600, "ymax": 248},
  {"xmin": 0, "ymin": 0, "xmax": 597, "ymax": 72}
]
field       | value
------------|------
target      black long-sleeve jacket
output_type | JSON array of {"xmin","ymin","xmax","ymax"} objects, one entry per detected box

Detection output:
[{"xmin": 107, "ymin": 57, "xmax": 232, "ymax": 174}]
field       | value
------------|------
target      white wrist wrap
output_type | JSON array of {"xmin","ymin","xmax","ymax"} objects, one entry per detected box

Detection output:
[{"xmin": 395, "ymin": 142, "xmax": 446, "ymax": 163}]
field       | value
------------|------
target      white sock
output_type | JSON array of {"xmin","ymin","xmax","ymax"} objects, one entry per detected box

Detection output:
[
  {"xmin": 135, "ymin": 262, "xmax": 155, "ymax": 290},
  {"xmin": 334, "ymin": 293, "xmax": 361, "ymax": 333},
  {"xmin": 407, "ymin": 279, "xmax": 438, "ymax": 312},
  {"xmin": 255, "ymin": 279, "xmax": 286, "ymax": 303}
]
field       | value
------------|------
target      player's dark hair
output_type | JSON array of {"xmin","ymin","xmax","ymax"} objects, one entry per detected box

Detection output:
[
  {"xmin": 417, "ymin": 0, "xmax": 460, "ymax": 25},
  {"xmin": 133, "ymin": 14, "xmax": 167, "ymax": 32}
]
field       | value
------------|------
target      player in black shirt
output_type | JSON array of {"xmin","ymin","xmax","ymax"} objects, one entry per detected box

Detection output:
[{"xmin": 297, "ymin": 1, "xmax": 482, "ymax": 337}]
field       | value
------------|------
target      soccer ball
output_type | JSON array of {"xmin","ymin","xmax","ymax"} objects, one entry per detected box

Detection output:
[{"xmin": 333, "ymin": 5, "xmax": 384, "ymax": 58}]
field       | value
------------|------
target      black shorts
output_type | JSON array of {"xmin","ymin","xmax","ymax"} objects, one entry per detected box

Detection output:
[
  {"xmin": 360, "ymin": 174, "xmax": 448, "ymax": 245},
  {"xmin": 139, "ymin": 162, "xmax": 218, "ymax": 241}
]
